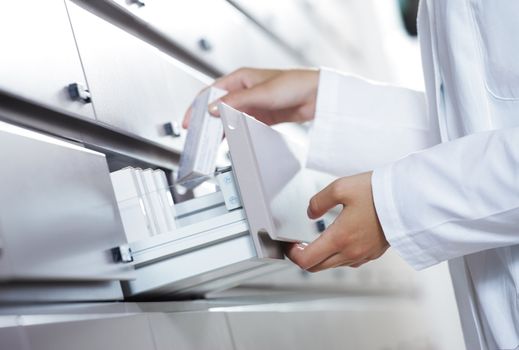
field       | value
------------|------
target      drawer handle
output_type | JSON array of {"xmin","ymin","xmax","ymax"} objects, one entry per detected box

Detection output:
[
  {"xmin": 112, "ymin": 245, "xmax": 134, "ymax": 263},
  {"xmin": 131, "ymin": 0, "xmax": 146, "ymax": 6},
  {"xmin": 67, "ymin": 83, "xmax": 92, "ymax": 103},
  {"xmin": 197, "ymin": 38, "xmax": 213, "ymax": 52},
  {"xmin": 163, "ymin": 121, "xmax": 181, "ymax": 137}
]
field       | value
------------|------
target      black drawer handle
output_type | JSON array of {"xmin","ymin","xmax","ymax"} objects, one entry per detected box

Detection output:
[
  {"xmin": 163, "ymin": 121, "xmax": 181, "ymax": 137},
  {"xmin": 131, "ymin": 0, "xmax": 146, "ymax": 7},
  {"xmin": 67, "ymin": 83, "xmax": 92, "ymax": 103},
  {"xmin": 198, "ymin": 38, "xmax": 213, "ymax": 52}
]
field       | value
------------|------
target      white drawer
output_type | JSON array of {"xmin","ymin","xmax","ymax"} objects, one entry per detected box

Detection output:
[
  {"xmin": 67, "ymin": 1, "xmax": 210, "ymax": 153},
  {"xmin": 231, "ymin": 0, "xmax": 347, "ymax": 68},
  {"xmin": 0, "ymin": 0, "xmax": 95, "ymax": 119},
  {"xmin": 0, "ymin": 317, "xmax": 25, "ymax": 350},
  {"xmin": 20, "ymin": 314, "xmax": 155, "ymax": 350},
  {"xmin": 108, "ymin": 0, "xmax": 304, "ymax": 72},
  {"xmin": 0, "ymin": 122, "xmax": 131, "ymax": 283},
  {"xmin": 148, "ymin": 312, "xmax": 234, "ymax": 350}
]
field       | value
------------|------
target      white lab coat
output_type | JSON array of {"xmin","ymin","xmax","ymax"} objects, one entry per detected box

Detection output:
[{"xmin": 307, "ymin": 1, "xmax": 519, "ymax": 349}]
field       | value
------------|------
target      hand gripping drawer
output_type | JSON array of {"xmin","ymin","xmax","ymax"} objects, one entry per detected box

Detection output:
[{"xmin": 118, "ymin": 105, "xmax": 326, "ymax": 299}]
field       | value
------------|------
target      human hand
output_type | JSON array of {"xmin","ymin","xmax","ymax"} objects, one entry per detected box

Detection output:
[
  {"xmin": 182, "ymin": 67, "xmax": 319, "ymax": 128},
  {"xmin": 286, "ymin": 172, "xmax": 389, "ymax": 272}
]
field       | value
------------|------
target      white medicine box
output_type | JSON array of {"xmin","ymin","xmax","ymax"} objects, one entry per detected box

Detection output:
[{"xmin": 177, "ymin": 87, "xmax": 227, "ymax": 186}]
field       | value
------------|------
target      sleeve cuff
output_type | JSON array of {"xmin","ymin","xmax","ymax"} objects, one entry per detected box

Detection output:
[
  {"xmin": 371, "ymin": 164, "xmax": 440, "ymax": 270},
  {"xmin": 306, "ymin": 68, "xmax": 340, "ymax": 175}
]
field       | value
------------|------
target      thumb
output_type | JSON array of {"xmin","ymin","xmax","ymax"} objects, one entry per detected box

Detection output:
[
  {"xmin": 208, "ymin": 82, "xmax": 273, "ymax": 117},
  {"xmin": 307, "ymin": 179, "xmax": 347, "ymax": 219}
]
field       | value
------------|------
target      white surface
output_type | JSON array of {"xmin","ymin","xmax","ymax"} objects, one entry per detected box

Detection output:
[
  {"xmin": 0, "ymin": 0, "xmax": 95, "ymax": 120},
  {"xmin": 178, "ymin": 87, "xmax": 227, "ymax": 185},
  {"xmin": 221, "ymin": 104, "xmax": 321, "ymax": 245},
  {"xmin": 108, "ymin": 0, "xmax": 303, "ymax": 72},
  {"xmin": 141, "ymin": 169, "xmax": 170, "ymax": 235},
  {"xmin": 216, "ymin": 171, "xmax": 242, "ymax": 211},
  {"xmin": 110, "ymin": 168, "xmax": 152, "ymax": 243},
  {"xmin": 66, "ymin": 0, "xmax": 209, "ymax": 152},
  {"xmin": 153, "ymin": 170, "xmax": 177, "ymax": 231}
]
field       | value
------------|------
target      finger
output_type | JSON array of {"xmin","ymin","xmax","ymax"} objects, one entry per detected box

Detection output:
[
  {"xmin": 285, "ymin": 231, "xmax": 340, "ymax": 270},
  {"xmin": 307, "ymin": 179, "xmax": 347, "ymax": 220},
  {"xmin": 213, "ymin": 67, "xmax": 279, "ymax": 91},
  {"xmin": 306, "ymin": 253, "xmax": 354, "ymax": 273},
  {"xmin": 208, "ymin": 81, "xmax": 276, "ymax": 117},
  {"xmin": 182, "ymin": 104, "xmax": 193, "ymax": 129},
  {"xmin": 212, "ymin": 68, "xmax": 251, "ymax": 93}
]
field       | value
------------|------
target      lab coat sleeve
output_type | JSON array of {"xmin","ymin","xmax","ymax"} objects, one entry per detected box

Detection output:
[
  {"xmin": 307, "ymin": 68, "xmax": 441, "ymax": 177},
  {"xmin": 372, "ymin": 127, "xmax": 519, "ymax": 270}
]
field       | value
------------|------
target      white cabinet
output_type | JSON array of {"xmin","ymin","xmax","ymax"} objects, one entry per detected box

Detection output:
[
  {"xmin": 0, "ymin": 122, "xmax": 131, "ymax": 287},
  {"xmin": 0, "ymin": 317, "xmax": 27, "ymax": 350},
  {"xmin": 225, "ymin": 301, "xmax": 435, "ymax": 350},
  {"xmin": 226, "ymin": 310, "xmax": 362, "ymax": 350},
  {"xmin": 0, "ymin": 0, "xmax": 95, "ymax": 120},
  {"xmin": 148, "ymin": 312, "xmax": 234, "ymax": 350},
  {"xmin": 21, "ymin": 314, "xmax": 156, "ymax": 350},
  {"xmin": 107, "ymin": 0, "xmax": 304, "ymax": 73},
  {"xmin": 66, "ymin": 1, "xmax": 210, "ymax": 153},
  {"xmin": 230, "ymin": 0, "xmax": 348, "ymax": 69}
]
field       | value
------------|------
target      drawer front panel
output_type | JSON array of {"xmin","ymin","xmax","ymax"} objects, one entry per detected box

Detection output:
[
  {"xmin": 0, "ymin": 122, "xmax": 130, "ymax": 281},
  {"xmin": 67, "ymin": 1, "xmax": 210, "ymax": 152},
  {"xmin": 0, "ymin": 0, "xmax": 95, "ymax": 119},
  {"xmin": 109, "ymin": 0, "xmax": 304, "ymax": 72}
]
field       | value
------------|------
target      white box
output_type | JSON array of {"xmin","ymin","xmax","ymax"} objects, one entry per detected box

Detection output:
[
  {"xmin": 110, "ymin": 167, "xmax": 153, "ymax": 243},
  {"xmin": 152, "ymin": 169, "xmax": 177, "ymax": 231},
  {"xmin": 140, "ymin": 169, "xmax": 171, "ymax": 235},
  {"xmin": 177, "ymin": 87, "xmax": 227, "ymax": 186},
  {"xmin": 133, "ymin": 168, "xmax": 158, "ymax": 236},
  {"xmin": 216, "ymin": 170, "xmax": 242, "ymax": 211}
]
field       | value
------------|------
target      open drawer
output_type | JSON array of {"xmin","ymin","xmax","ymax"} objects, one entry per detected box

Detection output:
[{"xmin": 116, "ymin": 105, "xmax": 327, "ymax": 299}]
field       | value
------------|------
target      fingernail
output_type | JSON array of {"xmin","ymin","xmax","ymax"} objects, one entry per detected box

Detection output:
[
  {"xmin": 307, "ymin": 206, "xmax": 314, "ymax": 218},
  {"xmin": 296, "ymin": 242, "xmax": 308, "ymax": 250},
  {"xmin": 208, "ymin": 103, "xmax": 219, "ymax": 117}
]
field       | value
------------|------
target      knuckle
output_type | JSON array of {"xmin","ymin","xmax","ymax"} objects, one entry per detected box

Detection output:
[
  {"xmin": 291, "ymin": 255, "xmax": 310, "ymax": 270},
  {"xmin": 308, "ymin": 196, "xmax": 320, "ymax": 214}
]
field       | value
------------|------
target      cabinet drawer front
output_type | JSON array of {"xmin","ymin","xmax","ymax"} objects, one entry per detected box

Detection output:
[
  {"xmin": 220, "ymin": 104, "xmax": 322, "ymax": 258},
  {"xmin": 0, "ymin": 122, "xmax": 130, "ymax": 281},
  {"xmin": 109, "ymin": 0, "xmax": 303, "ymax": 72},
  {"xmin": 230, "ymin": 0, "xmax": 345, "ymax": 67},
  {"xmin": 0, "ymin": 0, "xmax": 95, "ymax": 119},
  {"xmin": 67, "ymin": 1, "xmax": 210, "ymax": 152},
  {"xmin": 21, "ymin": 314, "xmax": 155, "ymax": 350}
]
